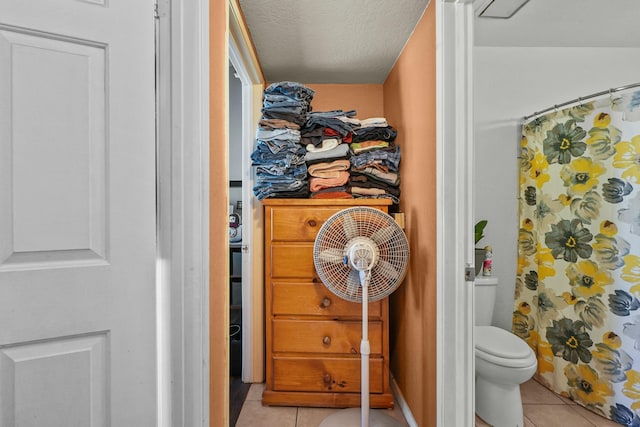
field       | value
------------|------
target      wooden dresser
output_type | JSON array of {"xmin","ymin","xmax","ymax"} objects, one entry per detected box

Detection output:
[{"xmin": 262, "ymin": 199, "xmax": 394, "ymax": 408}]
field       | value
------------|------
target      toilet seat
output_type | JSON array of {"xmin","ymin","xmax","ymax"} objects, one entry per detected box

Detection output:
[{"xmin": 475, "ymin": 326, "xmax": 536, "ymax": 368}]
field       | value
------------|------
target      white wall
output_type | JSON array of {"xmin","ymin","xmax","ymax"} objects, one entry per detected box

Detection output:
[
  {"xmin": 228, "ymin": 64, "xmax": 243, "ymax": 183},
  {"xmin": 474, "ymin": 46, "xmax": 640, "ymax": 330},
  {"xmin": 228, "ymin": 64, "xmax": 244, "ymax": 214}
]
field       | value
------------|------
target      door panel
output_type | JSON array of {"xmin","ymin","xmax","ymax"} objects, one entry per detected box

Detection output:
[
  {"xmin": 0, "ymin": 333, "xmax": 108, "ymax": 427},
  {"xmin": 0, "ymin": 28, "xmax": 107, "ymax": 268},
  {"xmin": 0, "ymin": 1, "xmax": 156, "ymax": 425}
]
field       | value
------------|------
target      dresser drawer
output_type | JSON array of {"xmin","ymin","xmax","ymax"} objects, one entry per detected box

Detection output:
[
  {"xmin": 272, "ymin": 282, "xmax": 381, "ymax": 318},
  {"xmin": 272, "ymin": 356, "xmax": 384, "ymax": 393},
  {"xmin": 272, "ymin": 319, "xmax": 382, "ymax": 354},
  {"xmin": 269, "ymin": 207, "xmax": 343, "ymax": 242},
  {"xmin": 270, "ymin": 244, "xmax": 315, "ymax": 278}
]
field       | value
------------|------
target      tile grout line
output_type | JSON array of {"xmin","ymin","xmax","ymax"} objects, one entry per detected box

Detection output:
[
  {"xmin": 567, "ymin": 404, "xmax": 599, "ymax": 426},
  {"xmin": 522, "ymin": 403, "xmax": 600, "ymax": 426}
]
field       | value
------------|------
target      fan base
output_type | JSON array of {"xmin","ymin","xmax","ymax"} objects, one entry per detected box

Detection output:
[{"xmin": 318, "ymin": 407, "xmax": 404, "ymax": 427}]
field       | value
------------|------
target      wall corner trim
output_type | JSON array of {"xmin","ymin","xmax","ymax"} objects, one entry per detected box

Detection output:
[{"xmin": 390, "ymin": 374, "xmax": 419, "ymax": 427}]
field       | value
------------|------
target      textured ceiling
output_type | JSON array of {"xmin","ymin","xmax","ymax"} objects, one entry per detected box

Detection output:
[
  {"xmin": 238, "ymin": 0, "xmax": 640, "ymax": 85},
  {"xmin": 475, "ymin": 0, "xmax": 640, "ymax": 47},
  {"xmin": 238, "ymin": 0, "xmax": 430, "ymax": 84}
]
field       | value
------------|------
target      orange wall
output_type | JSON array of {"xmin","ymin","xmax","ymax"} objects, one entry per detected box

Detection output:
[
  {"xmin": 210, "ymin": 0, "xmax": 229, "ymax": 425},
  {"xmin": 383, "ymin": 3, "xmax": 436, "ymax": 426},
  {"xmin": 305, "ymin": 84, "xmax": 384, "ymax": 119},
  {"xmin": 307, "ymin": 14, "xmax": 438, "ymax": 422},
  {"xmin": 213, "ymin": 3, "xmax": 436, "ymax": 425}
]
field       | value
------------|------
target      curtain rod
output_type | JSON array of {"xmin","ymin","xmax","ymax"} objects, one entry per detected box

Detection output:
[{"xmin": 523, "ymin": 81, "xmax": 640, "ymax": 122}]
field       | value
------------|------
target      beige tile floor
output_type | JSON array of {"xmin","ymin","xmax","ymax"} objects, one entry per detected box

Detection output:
[
  {"xmin": 235, "ymin": 383, "xmax": 409, "ymax": 427},
  {"xmin": 236, "ymin": 378, "xmax": 621, "ymax": 427},
  {"xmin": 476, "ymin": 378, "xmax": 621, "ymax": 427}
]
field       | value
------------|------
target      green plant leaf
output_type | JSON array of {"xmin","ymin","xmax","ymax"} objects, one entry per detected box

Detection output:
[{"xmin": 475, "ymin": 220, "xmax": 488, "ymax": 245}]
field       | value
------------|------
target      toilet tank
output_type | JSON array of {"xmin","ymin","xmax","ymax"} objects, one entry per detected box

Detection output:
[{"xmin": 475, "ymin": 276, "xmax": 498, "ymax": 326}]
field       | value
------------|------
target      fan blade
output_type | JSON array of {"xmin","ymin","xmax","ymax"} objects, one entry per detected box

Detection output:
[
  {"xmin": 347, "ymin": 269, "xmax": 361, "ymax": 298},
  {"xmin": 375, "ymin": 259, "xmax": 400, "ymax": 281},
  {"xmin": 342, "ymin": 212, "xmax": 358, "ymax": 240},
  {"xmin": 370, "ymin": 225, "xmax": 397, "ymax": 246},
  {"xmin": 319, "ymin": 248, "xmax": 344, "ymax": 264}
]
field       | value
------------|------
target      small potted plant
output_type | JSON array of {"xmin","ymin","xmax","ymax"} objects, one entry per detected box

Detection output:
[{"xmin": 475, "ymin": 220, "xmax": 488, "ymax": 275}]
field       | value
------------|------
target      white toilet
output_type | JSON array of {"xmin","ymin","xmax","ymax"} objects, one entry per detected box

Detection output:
[{"xmin": 475, "ymin": 276, "xmax": 537, "ymax": 427}]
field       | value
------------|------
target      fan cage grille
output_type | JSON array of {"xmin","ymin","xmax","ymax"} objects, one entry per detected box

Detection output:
[{"xmin": 313, "ymin": 207, "xmax": 409, "ymax": 302}]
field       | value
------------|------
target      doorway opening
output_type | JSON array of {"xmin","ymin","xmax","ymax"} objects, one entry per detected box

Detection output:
[
  {"xmin": 227, "ymin": 60, "xmax": 250, "ymax": 425},
  {"xmin": 227, "ymin": 15, "xmax": 266, "ymax": 421}
]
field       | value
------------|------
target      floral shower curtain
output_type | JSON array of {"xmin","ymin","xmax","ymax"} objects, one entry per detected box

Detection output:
[{"xmin": 514, "ymin": 88, "xmax": 640, "ymax": 425}]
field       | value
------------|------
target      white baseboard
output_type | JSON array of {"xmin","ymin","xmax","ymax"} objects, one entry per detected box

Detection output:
[{"xmin": 391, "ymin": 374, "xmax": 418, "ymax": 427}]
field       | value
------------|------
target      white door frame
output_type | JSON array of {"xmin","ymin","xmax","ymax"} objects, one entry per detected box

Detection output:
[
  {"xmin": 158, "ymin": 0, "xmax": 477, "ymax": 424},
  {"xmin": 228, "ymin": 0, "xmax": 266, "ymax": 383},
  {"xmin": 436, "ymin": 1, "xmax": 475, "ymax": 426},
  {"xmin": 157, "ymin": 0, "xmax": 210, "ymax": 425},
  {"xmin": 227, "ymin": 40, "xmax": 261, "ymax": 383}
]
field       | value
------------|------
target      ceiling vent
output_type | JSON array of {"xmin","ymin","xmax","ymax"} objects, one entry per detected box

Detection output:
[{"xmin": 475, "ymin": 0, "xmax": 530, "ymax": 18}]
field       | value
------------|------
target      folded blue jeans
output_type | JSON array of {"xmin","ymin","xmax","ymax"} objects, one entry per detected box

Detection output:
[
  {"xmin": 350, "ymin": 146, "xmax": 401, "ymax": 171},
  {"xmin": 264, "ymin": 81, "xmax": 315, "ymax": 103}
]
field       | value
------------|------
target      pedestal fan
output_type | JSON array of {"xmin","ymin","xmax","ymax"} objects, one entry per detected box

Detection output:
[{"xmin": 313, "ymin": 206, "xmax": 410, "ymax": 427}]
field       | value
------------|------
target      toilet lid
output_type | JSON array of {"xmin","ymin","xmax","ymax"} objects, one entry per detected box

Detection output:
[{"xmin": 475, "ymin": 326, "xmax": 533, "ymax": 360}]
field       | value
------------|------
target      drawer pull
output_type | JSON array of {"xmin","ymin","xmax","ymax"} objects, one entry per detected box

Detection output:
[
  {"xmin": 321, "ymin": 297, "xmax": 332, "ymax": 308},
  {"xmin": 307, "ymin": 219, "xmax": 317, "ymax": 227},
  {"xmin": 322, "ymin": 336, "xmax": 331, "ymax": 345},
  {"xmin": 323, "ymin": 373, "xmax": 332, "ymax": 384}
]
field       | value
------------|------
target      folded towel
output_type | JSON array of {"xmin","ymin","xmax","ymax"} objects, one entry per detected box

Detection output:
[
  {"xmin": 309, "ymin": 172, "xmax": 349, "ymax": 192},
  {"xmin": 308, "ymin": 159, "xmax": 351, "ymax": 178},
  {"xmin": 311, "ymin": 185, "xmax": 353, "ymax": 199}
]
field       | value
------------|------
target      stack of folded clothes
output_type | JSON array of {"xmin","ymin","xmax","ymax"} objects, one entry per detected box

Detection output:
[
  {"xmin": 301, "ymin": 110, "xmax": 358, "ymax": 147},
  {"xmin": 308, "ymin": 158, "xmax": 352, "ymax": 199},
  {"xmin": 261, "ymin": 81, "xmax": 314, "ymax": 126},
  {"xmin": 347, "ymin": 117, "xmax": 401, "ymax": 204},
  {"xmin": 251, "ymin": 82, "xmax": 315, "ymax": 200},
  {"xmin": 302, "ymin": 110, "xmax": 361, "ymax": 199}
]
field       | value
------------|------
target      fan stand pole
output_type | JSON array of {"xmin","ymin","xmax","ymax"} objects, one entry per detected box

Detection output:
[
  {"xmin": 361, "ymin": 271, "xmax": 370, "ymax": 427},
  {"xmin": 318, "ymin": 269, "xmax": 404, "ymax": 427}
]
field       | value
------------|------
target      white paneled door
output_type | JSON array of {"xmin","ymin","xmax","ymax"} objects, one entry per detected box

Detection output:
[{"xmin": 0, "ymin": 2, "xmax": 157, "ymax": 427}]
